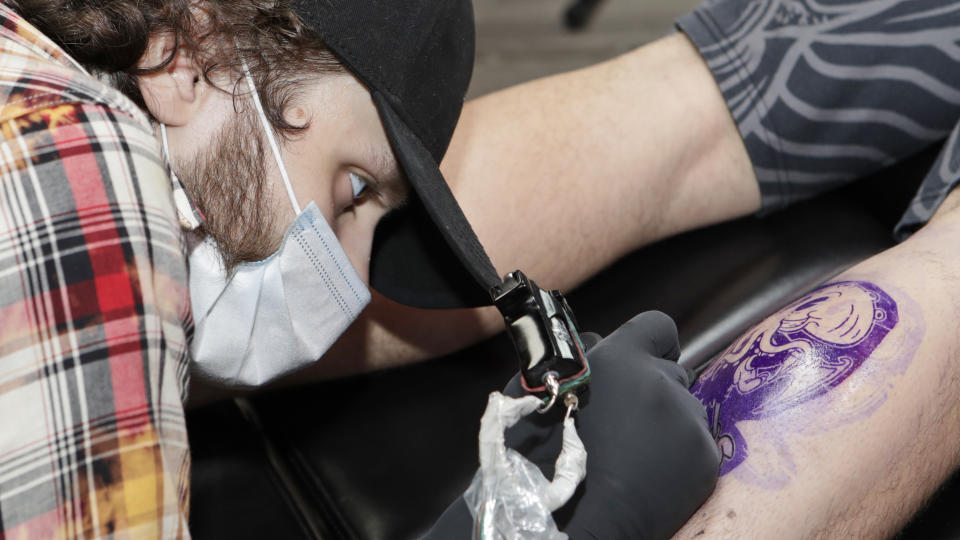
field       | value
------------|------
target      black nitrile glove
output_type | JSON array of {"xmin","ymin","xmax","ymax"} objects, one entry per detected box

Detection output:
[
  {"xmin": 506, "ymin": 311, "xmax": 719, "ymax": 539},
  {"xmin": 423, "ymin": 311, "xmax": 719, "ymax": 540}
]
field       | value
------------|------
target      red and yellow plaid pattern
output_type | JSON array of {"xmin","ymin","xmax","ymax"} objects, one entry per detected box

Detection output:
[{"xmin": 0, "ymin": 4, "xmax": 192, "ymax": 538}]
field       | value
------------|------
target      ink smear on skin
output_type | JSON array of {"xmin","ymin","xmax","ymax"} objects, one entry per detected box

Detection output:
[{"xmin": 691, "ymin": 281, "xmax": 898, "ymax": 476}]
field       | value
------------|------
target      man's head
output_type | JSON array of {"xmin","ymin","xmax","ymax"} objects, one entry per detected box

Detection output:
[
  {"xmin": 136, "ymin": 2, "xmax": 413, "ymax": 277},
  {"xmin": 15, "ymin": 0, "xmax": 494, "ymax": 307},
  {"xmin": 13, "ymin": 0, "xmax": 411, "ymax": 276}
]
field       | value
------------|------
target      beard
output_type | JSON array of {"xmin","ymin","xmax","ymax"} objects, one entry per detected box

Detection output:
[{"xmin": 175, "ymin": 109, "xmax": 281, "ymax": 273}]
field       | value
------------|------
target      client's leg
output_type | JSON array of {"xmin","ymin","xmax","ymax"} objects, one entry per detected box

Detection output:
[{"xmin": 675, "ymin": 192, "xmax": 960, "ymax": 538}]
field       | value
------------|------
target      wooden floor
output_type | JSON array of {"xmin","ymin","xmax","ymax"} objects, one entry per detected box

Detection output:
[{"xmin": 469, "ymin": 0, "xmax": 702, "ymax": 98}]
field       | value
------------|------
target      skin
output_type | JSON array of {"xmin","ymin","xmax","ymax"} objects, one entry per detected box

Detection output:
[
  {"xmin": 693, "ymin": 280, "xmax": 905, "ymax": 479},
  {"xmin": 675, "ymin": 191, "xmax": 960, "ymax": 538}
]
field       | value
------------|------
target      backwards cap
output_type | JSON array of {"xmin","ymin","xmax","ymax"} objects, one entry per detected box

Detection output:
[{"xmin": 290, "ymin": 0, "xmax": 501, "ymax": 308}]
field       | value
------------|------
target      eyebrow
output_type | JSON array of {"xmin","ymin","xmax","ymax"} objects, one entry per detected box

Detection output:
[{"xmin": 364, "ymin": 142, "xmax": 408, "ymax": 209}]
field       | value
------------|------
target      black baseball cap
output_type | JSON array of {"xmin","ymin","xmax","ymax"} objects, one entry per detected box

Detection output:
[{"xmin": 290, "ymin": 0, "xmax": 502, "ymax": 309}]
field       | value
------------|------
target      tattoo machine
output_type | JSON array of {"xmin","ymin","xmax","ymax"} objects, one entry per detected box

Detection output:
[
  {"xmin": 491, "ymin": 270, "xmax": 591, "ymax": 415},
  {"xmin": 464, "ymin": 271, "xmax": 591, "ymax": 537}
]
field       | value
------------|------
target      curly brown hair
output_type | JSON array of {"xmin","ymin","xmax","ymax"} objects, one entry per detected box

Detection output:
[
  {"xmin": 7, "ymin": 0, "xmax": 344, "ymax": 137},
  {"xmin": 8, "ymin": 0, "xmax": 347, "ymax": 266}
]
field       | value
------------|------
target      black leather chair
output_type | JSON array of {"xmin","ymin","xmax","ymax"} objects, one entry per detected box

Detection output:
[{"xmin": 187, "ymin": 143, "xmax": 960, "ymax": 539}]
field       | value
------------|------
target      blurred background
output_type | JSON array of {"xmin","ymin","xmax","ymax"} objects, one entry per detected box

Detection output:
[{"xmin": 469, "ymin": 0, "xmax": 702, "ymax": 98}]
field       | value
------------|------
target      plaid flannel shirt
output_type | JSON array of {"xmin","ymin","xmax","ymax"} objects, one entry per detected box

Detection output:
[{"xmin": 0, "ymin": 5, "xmax": 192, "ymax": 539}]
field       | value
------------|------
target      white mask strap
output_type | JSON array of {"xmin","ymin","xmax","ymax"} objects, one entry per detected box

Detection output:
[
  {"xmin": 159, "ymin": 123, "xmax": 205, "ymax": 230},
  {"xmin": 238, "ymin": 53, "xmax": 301, "ymax": 214},
  {"xmin": 160, "ymin": 123, "xmax": 176, "ymax": 179}
]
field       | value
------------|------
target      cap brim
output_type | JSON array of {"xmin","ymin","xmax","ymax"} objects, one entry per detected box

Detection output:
[{"xmin": 368, "ymin": 92, "xmax": 495, "ymax": 309}]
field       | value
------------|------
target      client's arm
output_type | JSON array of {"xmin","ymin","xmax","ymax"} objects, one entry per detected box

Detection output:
[
  {"xmin": 675, "ymin": 191, "xmax": 960, "ymax": 538},
  {"xmin": 285, "ymin": 33, "xmax": 758, "ymax": 381}
]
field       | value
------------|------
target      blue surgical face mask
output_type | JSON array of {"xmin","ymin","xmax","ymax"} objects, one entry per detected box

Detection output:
[{"xmin": 171, "ymin": 57, "xmax": 372, "ymax": 387}]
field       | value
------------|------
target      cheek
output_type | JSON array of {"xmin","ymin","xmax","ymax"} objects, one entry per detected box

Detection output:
[
  {"xmin": 335, "ymin": 203, "xmax": 389, "ymax": 283},
  {"xmin": 165, "ymin": 93, "xmax": 236, "ymax": 168}
]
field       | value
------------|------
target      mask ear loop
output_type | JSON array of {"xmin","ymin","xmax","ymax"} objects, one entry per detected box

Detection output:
[
  {"xmin": 237, "ymin": 48, "xmax": 301, "ymax": 215},
  {"xmin": 160, "ymin": 123, "xmax": 177, "ymax": 179},
  {"xmin": 160, "ymin": 123, "xmax": 204, "ymax": 230}
]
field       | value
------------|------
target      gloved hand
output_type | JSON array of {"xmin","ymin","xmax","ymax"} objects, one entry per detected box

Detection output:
[
  {"xmin": 422, "ymin": 311, "xmax": 719, "ymax": 540},
  {"xmin": 503, "ymin": 310, "xmax": 719, "ymax": 539},
  {"xmin": 460, "ymin": 391, "xmax": 587, "ymax": 539}
]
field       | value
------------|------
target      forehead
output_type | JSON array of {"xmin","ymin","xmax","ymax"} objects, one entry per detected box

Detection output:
[
  {"xmin": 360, "ymin": 139, "xmax": 400, "ymax": 180},
  {"xmin": 361, "ymin": 138, "xmax": 408, "ymax": 207},
  {"xmin": 308, "ymin": 74, "xmax": 407, "ymax": 203}
]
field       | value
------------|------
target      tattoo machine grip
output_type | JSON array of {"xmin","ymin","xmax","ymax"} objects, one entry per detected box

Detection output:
[{"xmin": 492, "ymin": 270, "xmax": 591, "ymax": 398}]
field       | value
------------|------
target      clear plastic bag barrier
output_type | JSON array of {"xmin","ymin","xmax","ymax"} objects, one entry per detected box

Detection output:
[{"xmin": 464, "ymin": 392, "xmax": 587, "ymax": 540}]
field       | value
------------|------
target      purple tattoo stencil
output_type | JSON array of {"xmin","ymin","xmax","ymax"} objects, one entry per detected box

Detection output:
[{"xmin": 691, "ymin": 281, "xmax": 898, "ymax": 476}]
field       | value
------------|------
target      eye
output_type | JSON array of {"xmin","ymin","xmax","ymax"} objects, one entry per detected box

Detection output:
[{"xmin": 349, "ymin": 171, "xmax": 369, "ymax": 199}]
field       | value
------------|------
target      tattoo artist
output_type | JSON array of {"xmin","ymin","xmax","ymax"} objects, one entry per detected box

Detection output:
[
  {"xmin": 179, "ymin": 0, "xmax": 720, "ymax": 536},
  {"xmin": 10, "ymin": 0, "xmax": 720, "ymax": 537},
  {"xmin": 183, "ymin": 1, "xmax": 721, "ymax": 537}
]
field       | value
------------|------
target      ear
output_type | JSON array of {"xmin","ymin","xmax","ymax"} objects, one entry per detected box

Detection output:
[{"xmin": 136, "ymin": 32, "xmax": 204, "ymax": 126}]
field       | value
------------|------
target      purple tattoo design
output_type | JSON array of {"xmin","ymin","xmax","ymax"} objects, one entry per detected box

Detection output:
[{"xmin": 691, "ymin": 281, "xmax": 899, "ymax": 477}]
